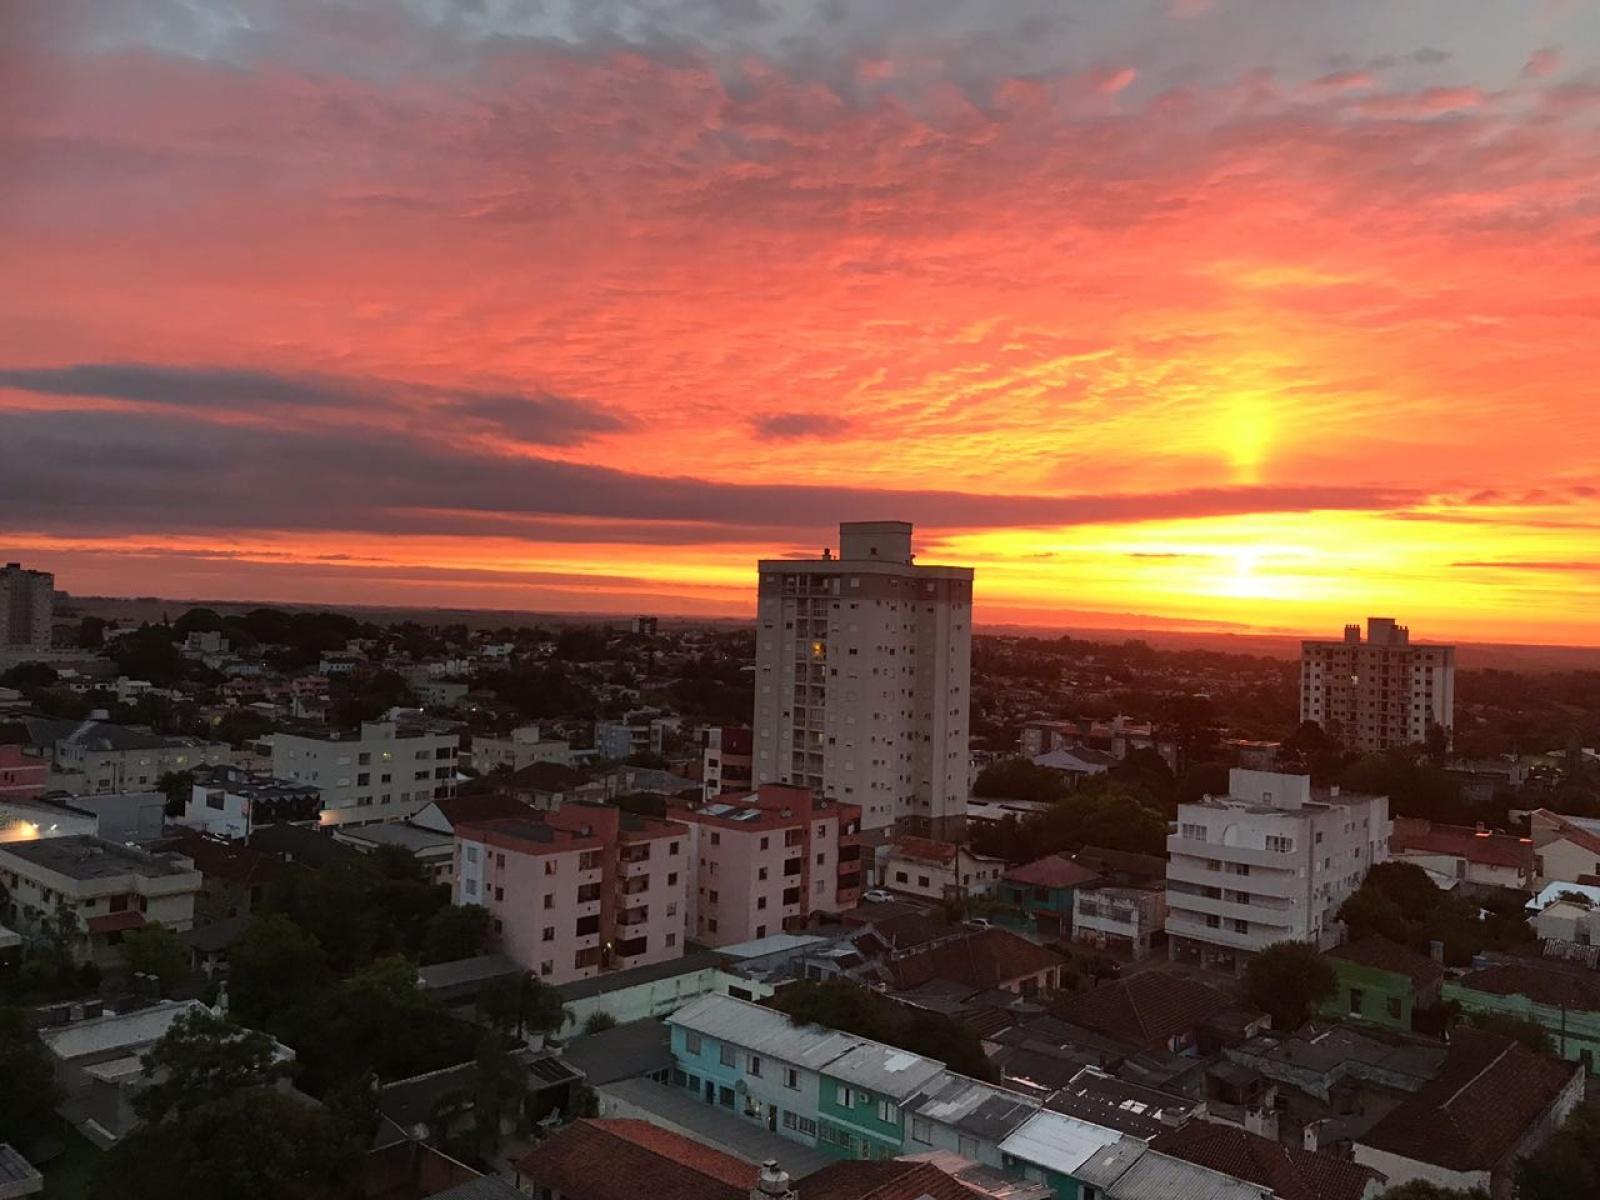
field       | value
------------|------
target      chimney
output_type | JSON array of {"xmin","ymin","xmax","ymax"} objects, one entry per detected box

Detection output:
[
  {"xmin": 752, "ymin": 1160, "xmax": 796, "ymax": 1200},
  {"xmin": 1302, "ymin": 1120, "xmax": 1323, "ymax": 1153},
  {"xmin": 1429, "ymin": 940, "xmax": 1445, "ymax": 964}
]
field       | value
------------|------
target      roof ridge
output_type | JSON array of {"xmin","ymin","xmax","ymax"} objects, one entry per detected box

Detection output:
[{"xmin": 1440, "ymin": 1038, "xmax": 1517, "ymax": 1111}]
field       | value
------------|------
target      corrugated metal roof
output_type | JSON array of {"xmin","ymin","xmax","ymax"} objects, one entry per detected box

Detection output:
[
  {"xmin": 910, "ymin": 1073, "xmax": 1040, "ymax": 1142},
  {"xmin": 668, "ymin": 994, "xmax": 865, "ymax": 1070},
  {"xmin": 998, "ymin": 1110, "xmax": 1124, "ymax": 1178},
  {"xmin": 1107, "ymin": 1152, "xmax": 1272, "ymax": 1200},
  {"xmin": 824, "ymin": 1042, "xmax": 946, "ymax": 1099}
]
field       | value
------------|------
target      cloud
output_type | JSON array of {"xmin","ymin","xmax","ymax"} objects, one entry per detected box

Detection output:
[
  {"xmin": 0, "ymin": 363, "xmax": 627, "ymax": 447},
  {"xmin": 750, "ymin": 411, "xmax": 854, "ymax": 440},
  {"xmin": 1451, "ymin": 560, "xmax": 1600, "ymax": 572},
  {"xmin": 1522, "ymin": 48, "xmax": 1561, "ymax": 79}
]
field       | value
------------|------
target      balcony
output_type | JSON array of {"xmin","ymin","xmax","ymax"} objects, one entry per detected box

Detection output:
[
  {"xmin": 1166, "ymin": 836, "xmax": 1300, "ymax": 870},
  {"xmin": 620, "ymin": 857, "xmax": 651, "ymax": 878},
  {"xmin": 1167, "ymin": 889, "xmax": 1295, "ymax": 926},
  {"xmin": 1167, "ymin": 859, "xmax": 1302, "ymax": 899},
  {"xmin": 618, "ymin": 905, "xmax": 650, "ymax": 928},
  {"xmin": 1166, "ymin": 914, "xmax": 1289, "ymax": 953},
  {"xmin": 619, "ymin": 875, "xmax": 650, "ymax": 896}
]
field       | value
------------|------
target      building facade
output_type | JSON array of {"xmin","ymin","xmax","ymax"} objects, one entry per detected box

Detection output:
[
  {"xmin": 454, "ymin": 804, "xmax": 690, "ymax": 985},
  {"xmin": 45, "ymin": 723, "xmax": 232, "ymax": 795},
  {"xmin": 0, "ymin": 562, "xmax": 53, "ymax": 651},
  {"xmin": 1166, "ymin": 769, "xmax": 1390, "ymax": 972},
  {"xmin": 753, "ymin": 521, "xmax": 974, "ymax": 837},
  {"xmin": 1300, "ymin": 617, "xmax": 1456, "ymax": 753},
  {"xmin": 469, "ymin": 724, "xmax": 576, "ymax": 773},
  {"xmin": 0, "ymin": 745, "xmax": 48, "ymax": 802},
  {"xmin": 668, "ymin": 784, "xmax": 861, "ymax": 947},
  {"xmin": 1072, "ymin": 885, "xmax": 1168, "ymax": 960},
  {"xmin": 700, "ymin": 726, "xmax": 753, "ymax": 799},
  {"xmin": 881, "ymin": 836, "xmax": 1006, "ymax": 903},
  {"xmin": 179, "ymin": 765, "xmax": 321, "ymax": 840},
  {"xmin": 0, "ymin": 835, "xmax": 201, "ymax": 965},
  {"xmin": 272, "ymin": 720, "xmax": 459, "ymax": 826}
]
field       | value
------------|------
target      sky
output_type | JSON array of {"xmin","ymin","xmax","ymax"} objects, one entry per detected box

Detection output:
[{"xmin": 4, "ymin": 0, "xmax": 1600, "ymax": 645}]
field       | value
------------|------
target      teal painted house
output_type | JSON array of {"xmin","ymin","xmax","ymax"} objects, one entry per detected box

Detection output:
[
  {"xmin": 815, "ymin": 1042, "xmax": 946, "ymax": 1159},
  {"xmin": 997, "ymin": 1109, "xmax": 1128, "ymax": 1200},
  {"xmin": 1321, "ymin": 935, "xmax": 1444, "ymax": 1031},
  {"xmin": 997, "ymin": 855, "xmax": 1102, "ymax": 937},
  {"xmin": 1445, "ymin": 961, "xmax": 1600, "ymax": 1074}
]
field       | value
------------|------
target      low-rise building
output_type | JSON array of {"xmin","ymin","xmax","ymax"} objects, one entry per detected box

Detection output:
[
  {"xmin": 455, "ymin": 804, "xmax": 690, "ymax": 985},
  {"xmin": 1321, "ymin": 936, "xmax": 1445, "ymax": 1031},
  {"xmin": 155, "ymin": 826, "xmax": 281, "ymax": 925},
  {"xmin": 1353, "ymin": 1030, "xmax": 1583, "ymax": 1200},
  {"xmin": 1390, "ymin": 817, "xmax": 1535, "ymax": 892},
  {"xmin": 0, "ymin": 835, "xmax": 201, "ymax": 964},
  {"xmin": 1527, "ymin": 808, "xmax": 1600, "ymax": 888},
  {"xmin": 997, "ymin": 855, "xmax": 1103, "ymax": 939},
  {"xmin": 554, "ymin": 950, "xmax": 775, "ymax": 1036},
  {"xmin": 1071, "ymin": 885, "xmax": 1167, "ymax": 960},
  {"xmin": 468, "ymin": 724, "xmax": 576, "ymax": 773},
  {"xmin": 669, "ymin": 784, "xmax": 862, "ymax": 947},
  {"xmin": 179, "ymin": 764, "xmax": 321, "ymax": 840},
  {"xmin": 34, "ymin": 719, "xmax": 231, "ymax": 794},
  {"xmin": 881, "ymin": 928, "xmax": 1065, "ymax": 999},
  {"xmin": 334, "ymin": 820, "xmax": 455, "ymax": 884},
  {"xmin": 1166, "ymin": 770, "xmax": 1390, "ymax": 973},
  {"xmin": 1052, "ymin": 972, "xmax": 1242, "ymax": 1055},
  {"xmin": 272, "ymin": 719, "xmax": 459, "ymax": 827},
  {"xmin": 1444, "ymin": 960, "xmax": 1600, "ymax": 1074},
  {"xmin": 882, "ymin": 837, "xmax": 1006, "ymax": 903},
  {"xmin": 1146, "ymin": 1121, "xmax": 1382, "ymax": 1200},
  {"xmin": 0, "ymin": 745, "xmax": 47, "ymax": 802},
  {"xmin": 0, "ymin": 799, "xmax": 97, "ymax": 844},
  {"xmin": 513, "ymin": 1117, "xmax": 756, "ymax": 1200}
]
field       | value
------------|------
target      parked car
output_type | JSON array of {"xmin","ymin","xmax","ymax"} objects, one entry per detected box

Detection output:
[
  {"xmin": 964, "ymin": 917, "xmax": 993, "ymax": 930},
  {"xmin": 861, "ymin": 889, "xmax": 894, "ymax": 904}
]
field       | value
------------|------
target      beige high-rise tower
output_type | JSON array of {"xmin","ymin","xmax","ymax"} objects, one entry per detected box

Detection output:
[
  {"xmin": 752, "ymin": 522, "xmax": 973, "ymax": 837},
  {"xmin": 0, "ymin": 562, "xmax": 54, "ymax": 652},
  {"xmin": 1300, "ymin": 617, "xmax": 1455, "ymax": 753}
]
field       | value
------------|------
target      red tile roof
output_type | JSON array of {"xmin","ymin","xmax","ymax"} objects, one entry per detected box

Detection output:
[
  {"xmin": 160, "ymin": 827, "xmax": 282, "ymax": 889},
  {"xmin": 887, "ymin": 928, "xmax": 1065, "ymax": 992},
  {"xmin": 87, "ymin": 910, "xmax": 146, "ymax": 935},
  {"xmin": 1326, "ymin": 935, "xmax": 1445, "ymax": 990},
  {"xmin": 1151, "ymin": 1120, "xmax": 1381, "ymax": 1200},
  {"xmin": 1391, "ymin": 818, "xmax": 1534, "ymax": 871},
  {"xmin": 798, "ymin": 1159, "xmax": 986, "ymax": 1200},
  {"xmin": 1357, "ymin": 1029, "xmax": 1579, "ymax": 1172},
  {"xmin": 513, "ymin": 1119, "xmax": 752, "ymax": 1200},
  {"xmin": 890, "ymin": 836, "xmax": 960, "ymax": 865},
  {"xmin": 1456, "ymin": 961, "xmax": 1600, "ymax": 1010},
  {"xmin": 430, "ymin": 791, "xmax": 534, "ymax": 827},
  {"xmin": 1055, "ymin": 971, "xmax": 1233, "ymax": 1049},
  {"xmin": 1004, "ymin": 854, "xmax": 1102, "ymax": 890}
]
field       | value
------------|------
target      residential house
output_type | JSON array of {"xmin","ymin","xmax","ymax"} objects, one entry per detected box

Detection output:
[
  {"xmin": 1389, "ymin": 817, "xmax": 1534, "ymax": 892},
  {"xmin": 468, "ymin": 724, "xmax": 575, "ymax": 774},
  {"xmin": 1167, "ymin": 770, "xmax": 1391, "ymax": 973},
  {"xmin": 1146, "ymin": 1121, "xmax": 1382, "ymax": 1200},
  {"xmin": 454, "ymin": 804, "xmax": 690, "ymax": 985},
  {"xmin": 512, "ymin": 1117, "xmax": 755, "ymax": 1200},
  {"xmin": 668, "ymin": 784, "xmax": 862, "ymax": 947},
  {"xmin": 335, "ymin": 821, "xmax": 456, "ymax": 884},
  {"xmin": 31, "ymin": 719, "xmax": 231, "ymax": 795},
  {"xmin": 1353, "ymin": 1030, "xmax": 1583, "ymax": 1200},
  {"xmin": 554, "ymin": 949, "xmax": 776, "ymax": 1036},
  {"xmin": 880, "ymin": 928, "xmax": 1066, "ymax": 999},
  {"xmin": 1444, "ymin": 960, "xmax": 1600, "ymax": 1074},
  {"xmin": 1527, "ymin": 809, "xmax": 1600, "ymax": 888},
  {"xmin": 882, "ymin": 837, "xmax": 1006, "ymax": 903},
  {"xmin": 997, "ymin": 855, "xmax": 1103, "ymax": 938},
  {"xmin": 0, "ymin": 835, "xmax": 200, "ymax": 965},
  {"xmin": 1071, "ymin": 886, "xmax": 1167, "ymax": 960},
  {"xmin": 155, "ymin": 826, "xmax": 282, "ymax": 924},
  {"xmin": 1030, "ymin": 746, "xmax": 1117, "ymax": 787},
  {"xmin": 1052, "ymin": 972, "xmax": 1242, "ymax": 1056},
  {"xmin": 410, "ymin": 790, "xmax": 533, "ymax": 836},
  {"xmin": 1321, "ymin": 936, "xmax": 1445, "ymax": 1031},
  {"xmin": 996, "ymin": 1109, "xmax": 1128, "ymax": 1199}
]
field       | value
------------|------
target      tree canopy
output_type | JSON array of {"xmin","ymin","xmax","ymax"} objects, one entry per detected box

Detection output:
[
  {"xmin": 772, "ymin": 980, "xmax": 995, "ymax": 1082},
  {"xmin": 1244, "ymin": 941, "xmax": 1337, "ymax": 1033}
]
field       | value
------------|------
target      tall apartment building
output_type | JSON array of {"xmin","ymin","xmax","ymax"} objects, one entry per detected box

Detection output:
[
  {"xmin": 0, "ymin": 562, "xmax": 54, "ymax": 651},
  {"xmin": 453, "ymin": 804, "xmax": 690, "ymax": 985},
  {"xmin": 754, "ymin": 521, "xmax": 973, "ymax": 837},
  {"xmin": 1300, "ymin": 618, "xmax": 1456, "ymax": 753},
  {"xmin": 1166, "ymin": 769, "xmax": 1390, "ymax": 973},
  {"xmin": 272, "ymin": 719, "xmax": 458, "ymax": 827},
  {"xmin": 668, "ymin": 783, "xmax": 862, "ymax": 947}
]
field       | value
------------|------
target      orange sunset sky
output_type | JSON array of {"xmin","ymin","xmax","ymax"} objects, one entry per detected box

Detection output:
[{"xmin": 3, "ymin": 1, "xmax": 1600, "ymax": 645}]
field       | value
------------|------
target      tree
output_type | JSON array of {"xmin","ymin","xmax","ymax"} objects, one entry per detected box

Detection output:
[
  {"xmin": 123, "ymin": 922, "xmax": 191, "ymax": 996},
  {"xmin": 134, "ymin": 1008, "xmax": 288, "ymax": 1125},
  {"xmin": 420, "ymin": 904, "xmax": 492, "ymax": 966},
  {"xmin": 0, "ymin": 1006, "xmax": 60, "ymax": 1148},
  {"xmin": 157, "ymin": 769, "xmax": 196, "ymax": 818},
  {"xmin": 581, "ymin": 1011, "xmax": 618, "ymax": 1035},
  {"xmin": 1244, "ymin": 941, "xmax": 1337, "ymax": 1032},
  {"xmin": 773, "ymin": 980, "xmax": 995, "ymax": 1082},
  {"xmin": 973, "ymin": 758, "xmax": 1066, "ymax": 805},
  {"xmin": 478, "ymin": 971, "xmax": 567, "ymax": 1040},
  {"xmin": 1517, "ymin": 1102, "xmax": 1600, "ymax": 1200},
  {"xmin": 96, "ymin": 1087, "xmax": 358, "ymax": 1200},
  {"xmin": 227, "ymin": 913, "xmax": 325, "ymax": 1028}
]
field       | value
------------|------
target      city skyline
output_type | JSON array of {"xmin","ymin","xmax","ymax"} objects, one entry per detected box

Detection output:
[{"xmin": 6, "ymin": 2, "xmax": 1600, "ymax": 645}]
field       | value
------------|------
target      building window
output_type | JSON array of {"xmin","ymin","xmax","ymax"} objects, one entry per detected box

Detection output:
[
  {"xmin": 711, "ymin": 833, "xmax": 720, "ymax": 846},
  {"xmin": 1386, "ymin": 997, "xmax": 1403, "ymax": 1020},
  {"xmin": 895, "ymin": 871, "xmax": 908, "ymax": 883},
  {"xmin": 1348, "ymin": 988, "xmax": 1364, "ymax": 1014},
  {"xmin": 785, "ymin": 1067, "xmax": 799, "ymax": 1090},
  {"xmin": 836, "ymin": 1084, "xmax": 854, "ymax": 1107},
  {"xmin": 748, "ymin": 1055, "xmax": 762, "ymax": 1077},
  {"xmin": 876, "ymin": 1098, "xmax": 896, "ymax": 1123},
  {"xmin": 544, "ymin": 860, "xmax": 557, "ymax": 875},
  {"xmin": 685, "ymin": 1031, "xmax": 703, "ymax": 1055},
  {"xmin": 720, "ymin": 1043, "xmax": 736, "ymax": 1067},
  {"xmin": 542, "ymin": 927, "xmax": 554, "ymax": 942},
  {"xmin": 911, "ymin": 1117, "xmax": 932, "ymax": 1144},
  {"xmin": 543, "ymin": 895, "xmax": 554, "ymax": 909},
  {"xmin": 719, "ymin": 1087, "xmax": 735, "ymax": 1109}
]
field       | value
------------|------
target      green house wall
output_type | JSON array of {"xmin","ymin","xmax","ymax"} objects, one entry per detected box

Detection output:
[
  {"xmin": 1444, "ymin": 982, "xmax": 1600, "ymax": 1074},
  {"xmin": 1322, "ymin": 960, "xmax": 1414, "ymax": 1030}
]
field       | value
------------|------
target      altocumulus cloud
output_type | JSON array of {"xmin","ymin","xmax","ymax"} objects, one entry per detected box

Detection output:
[{"xmin": 751, "ymin": 412, "xmax": 854, "ymax": 440}]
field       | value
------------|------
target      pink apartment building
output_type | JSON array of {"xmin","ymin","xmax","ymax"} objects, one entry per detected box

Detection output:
[
  {"xmin": 0, "ymin": 745, "xmax": 48, "ymax": 802},
  {"xmin": 669, "ymin": 783, "xmax": 862, "ymax": 947},
  {"xmin": 454, "ymin": 803, "xmax": 690, "ymax": 985}
]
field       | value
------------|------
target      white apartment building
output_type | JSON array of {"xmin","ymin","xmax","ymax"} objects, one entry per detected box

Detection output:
[
  {"xmin": 272, "ymin": 720, "xmax": 459, "ymax": 827},
  {"xmin": 1166, "ymin": 769, "xmax": 1391, "ymax": 973},
  {"xmin": 0, "ymin": 561, "xmax": 54, "ymax": 651},
  {"xmin": 469, "ymin": 724, "xmax": 576, "ymax": 773},
  {"xmin": 753, "ymin": 521, "xmax": 974, "ymax": 837},
  {"xmin": 1300, "ymin": 618, "xmax": 1456, "ymax": 753},
  {"xmin": 47, "ymin": 723, "xmax": 232, "ymax": 794}
]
